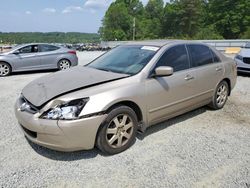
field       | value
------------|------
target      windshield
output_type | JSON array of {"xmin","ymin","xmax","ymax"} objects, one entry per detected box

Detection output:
[{"xmin": 87, "ymin": 45, "xmax": 159, "ymax": 75}]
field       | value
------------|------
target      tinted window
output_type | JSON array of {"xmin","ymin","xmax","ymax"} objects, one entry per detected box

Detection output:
[
  {"xmin": 155, "ymin": 45, "xmax": 189, "ymax": 72},
  {"xmin": 188, "ymin": 44, "xmax": 213, "ymax": 67},
  {"xmin": 19, "ymin": 45, "xmax": 38, "ymax": 53},
  {"xmin": 210, "ymin": 49, "xmax": 221, "ymax": 63},
  {"xmin": 40, "ymin": 45, "xmax": 59, "ymax": 52}
]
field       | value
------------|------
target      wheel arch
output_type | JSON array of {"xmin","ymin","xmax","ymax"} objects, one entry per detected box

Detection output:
[
  {"xmin": 105, "ymin": 100, "xmax": 143, "ymax": 123},
  {"xmin": 0, "ymin": 61, "xmax": 12, "ymax": 71},
  {"xmin": 222, "ymin": 78, "xmax": 231, "ymax": 96}
]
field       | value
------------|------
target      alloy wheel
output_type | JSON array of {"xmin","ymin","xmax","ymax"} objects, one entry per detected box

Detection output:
[
  {"xmin": 106, "ymin": 114, "xmax": 134, "ymax": 149},
  {"xmin": 216, "ymin": 84, "xmax": 228, "ymax": 106},
  {"xmin": 0, "ymin": 63, "xmax": 10, "ymax": 76},
  {"xmin": 59, "ymin": 60, "xmax": 70, "ymax": 70}
]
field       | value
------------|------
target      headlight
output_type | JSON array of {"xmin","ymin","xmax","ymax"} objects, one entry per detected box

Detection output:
[
  {"xmin": 235, "ymin": 55, "xmax": 243, "ymax": 61},
  {"xmin": 41, "ymin": 98, "xmax": 89, "ymax": 120}
]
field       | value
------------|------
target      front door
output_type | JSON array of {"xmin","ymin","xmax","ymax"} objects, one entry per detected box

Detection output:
[
  {"xmin": 13, "ymin": 45, "xmax": 40, "ymax": 71},
  {"xmin": 145, "ymin": 44, "xmax": 199, "ymax": 125}
]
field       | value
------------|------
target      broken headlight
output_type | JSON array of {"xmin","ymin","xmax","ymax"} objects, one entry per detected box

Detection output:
[{"xmin": 41, "ymin": 98, "xmax": 89, "ymax": 120}]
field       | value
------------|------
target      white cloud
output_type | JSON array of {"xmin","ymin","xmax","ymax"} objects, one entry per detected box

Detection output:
[
  {"xmin": 43, "ymin": 8, "xmax": 56, "ymax": 13},
  {"xmin": 84, "ymin": 0, "xmax": 112, "ymax": 10},
  {"xmin": 62, "ymin": 6, "xmax": 83, "ymax": 14},
  {"xmin": 25, "ymin": 11, "xmax": 31, "ymax": 15}
]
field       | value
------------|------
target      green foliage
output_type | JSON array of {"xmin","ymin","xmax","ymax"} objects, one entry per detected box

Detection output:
[
  {"xmin": 195, "ymin": 26, "xmax": 224, "ymax": 40},
  {"xmin": 241, "ymin": 27, "xmax": 250, "ymax": 39},
  {"xmin": 206, "ymin": 0, "xmax": 250, "ymax": 39},
  {"xmin": 0, "ymin": 32, "xmax": 100, "ymax": 44},
  {"xmin": 100, "ymin": 0, "xmax": 250, "ymax": 40}
]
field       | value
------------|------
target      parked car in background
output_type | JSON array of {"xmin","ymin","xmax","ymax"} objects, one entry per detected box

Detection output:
[
  {"xmin": 15, "ymin": 41, "xmax": 237, "ymax": 155},
  {"xmin": 0, "ymin": 43, "xmax": 78, "ymax": 76},
  {"xmin": 235, "ymin": 42, "xmax": 250, "ymax": 73}
]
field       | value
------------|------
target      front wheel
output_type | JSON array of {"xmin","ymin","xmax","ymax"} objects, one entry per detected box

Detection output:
[
  {"xmin": 58, "ymin": 59, "xmax": 71, "ymax": 70},
  {"xmin": 209, "ymin": 81, "xmax": 229, "ymax": 110},
  {"xmin": 0, "ymin": 62, "xmax": 11, "ymax": 77},
  {"xmin": 96, "ymin": 106, "xmax": 138, "ymax": 155}
]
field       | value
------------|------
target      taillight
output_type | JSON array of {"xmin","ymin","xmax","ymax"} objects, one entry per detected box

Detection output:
[{"xmin": 68, "ymin": 50, "xmax": 76, "ymax": 55}]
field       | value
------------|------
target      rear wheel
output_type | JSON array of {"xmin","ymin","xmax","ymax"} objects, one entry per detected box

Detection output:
[
  {"xmin": 58, "ymin": 59, "xmax": 71, "ymax": 70},
  {"xmin": 96, "ymin": 106, "xmax": 138, "ymax": 155},
  {"xmin": 209, "ymin": 81, "xmax": 229, "ymax": 110},
  {"xmin": 0, "ymin": 62, "xmax": 11, "ymax": 77}
]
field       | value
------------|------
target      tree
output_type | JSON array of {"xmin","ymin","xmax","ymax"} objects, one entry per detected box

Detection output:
[
  {"xmin": 100, "ymin": 0, "xmax": 144, "ymax": 41},
  {"xmin": 140, "ymin": 0, "xmax": 164, "ymax": 39},
  {"xmin": 100, "ymin": 2, "xmax": 132, "ymax": 41},
  {"xmin": 162, "ymin": 0, "xmax": 203, "ymax": 38},
  {"xmin": 207, "ymin": 0, "xmax": 250, "ymax": 39}
]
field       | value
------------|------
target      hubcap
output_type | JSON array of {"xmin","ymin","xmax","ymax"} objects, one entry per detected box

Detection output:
[
  {"xmin": 216, "ymin": 84, "xmax": 228, "ymax": 106},
  {"xmin": 106, "ymin": 114, "xmax": 134, "ymax": 148},
  {"xmin": 0, "ymin": 64, "xmax": 10, "ymax": 76},
  {"xmin": 59, "ymin": 60, "xmax": 70, "ymax": 70}
]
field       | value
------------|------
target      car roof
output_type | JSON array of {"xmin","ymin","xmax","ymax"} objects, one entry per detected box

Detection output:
[
  {"xmin": 122, "ymin": 40, "xmax": 178, "ymax": 47},
  {"xmin": 122, "ymin": 40, "xmax": 211, "ymax": 47}
]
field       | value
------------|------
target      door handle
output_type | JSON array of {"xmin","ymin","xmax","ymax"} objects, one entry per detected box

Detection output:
[
  {"xmin": 185, "ymin": 75, "xmax": 194, "ymax": 81},
  {"xmin": 216, "ymin": 67, "xmax": 222, "ymax": 72}
]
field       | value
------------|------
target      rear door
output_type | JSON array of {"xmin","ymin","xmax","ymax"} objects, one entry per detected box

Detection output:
[
  {"xmin": 186, "ymin": 44, "xmax": 224, "ymax": 102},
  {"xmin": 38, "ymin": 44, "xmax": 61, "ymax": 69},
  {"xmin": 145, "ymin": 44, "xmax": 200, "ymax": 125},
  {"xmin": 12, "ymin": 45, "xmax": 40, "ymax": 70}
]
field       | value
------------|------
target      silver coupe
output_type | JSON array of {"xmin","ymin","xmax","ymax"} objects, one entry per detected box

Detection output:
[{"xmin": 0, "ymin": 43, "xmax": 78, "ymax": 76}]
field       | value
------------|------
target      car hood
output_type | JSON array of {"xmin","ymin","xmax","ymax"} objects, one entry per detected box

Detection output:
[
  {"xmin": 239, "ymin": 49, "xmax": 250, "ymax": 57},
  {"xmin": 22, "ymin": 66, "xmax": 129, "ymax": 107}
]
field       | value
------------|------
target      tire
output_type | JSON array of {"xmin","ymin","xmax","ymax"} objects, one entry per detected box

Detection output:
[
  {"xmin": 0, "ymin": 62, "xmax": 11, "ymax": 77},
  {"xmin": 96, "ymin": 106, "xmax": 138, "ymax": 155},
  {"xmin": 209, "ymin": 81, "xmax": 229, "ymax": 110},
  {"xmin": 58, "ymin": 59, "xmax": 71, "ymax": 70}
]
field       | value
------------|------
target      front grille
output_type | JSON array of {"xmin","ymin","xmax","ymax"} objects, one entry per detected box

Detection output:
[
  {"xmin": 21, "ymin": 125, "xmax": 37, "ymax": 138},
  {"xmin": 243, "ymin": 57, "xmax": 250, "ymax": 64},
  {"xmin": 238, "ymin": 67, "xmax": 250, "ymax": 71}
]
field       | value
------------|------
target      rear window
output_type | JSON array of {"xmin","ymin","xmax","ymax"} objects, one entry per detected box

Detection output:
[
  {"xmin": 40, "ymin": 45, "xmax": 59, "ymax": 52},
  {"xmin": 188, "ymin": 44, "xmax": 213, "ymax": 67}
]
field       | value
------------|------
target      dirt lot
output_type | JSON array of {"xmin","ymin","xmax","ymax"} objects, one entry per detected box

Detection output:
[{"xmin": 0, "ymin": 52, "xmax": 249, "ymax": 188}]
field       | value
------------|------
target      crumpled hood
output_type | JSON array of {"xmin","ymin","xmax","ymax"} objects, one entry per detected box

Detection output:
[{"xmin": 22, "ymin": 66, "xmax": 128, "ymax": 107}]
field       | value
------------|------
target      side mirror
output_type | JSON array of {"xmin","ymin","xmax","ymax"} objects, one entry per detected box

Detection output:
[
  {"xmin": 154, "ymin": 66, "xmax": 173, "ymax": 77},
  {"xmin": 13, "ymin": 50, "xmax": 20, "ymax": 55}
]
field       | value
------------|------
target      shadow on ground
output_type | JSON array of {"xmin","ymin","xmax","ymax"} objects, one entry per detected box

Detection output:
[
  {"xmin": 27, "ymin": 138, "xmax": 99, "ymax": 161},
  {"xmin": 28, "ymin": 106, "xmax": 208, "ymax": 161},
  {"xmin": 137, "ymin": 106, "xmax": 208, "ymax": 140},
  {"xmin": 10, "ymin": 69, "xmax": 57, "ymax": 76}
]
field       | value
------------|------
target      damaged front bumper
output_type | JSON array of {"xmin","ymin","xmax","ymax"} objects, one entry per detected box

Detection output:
[{"xmin": 14, "ymin": 99, "xmax": 106, "ymax": 152}]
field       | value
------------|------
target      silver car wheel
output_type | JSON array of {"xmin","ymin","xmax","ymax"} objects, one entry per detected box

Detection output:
[
  {"xmin": 59, "ymin": 60, "xmax": 70, "ymax": 70},
  {"xmin": 106, "ymin": 114, "xmax": 134, "ymax": 149},
  {"xmin": 216, "ymin": 84, "xmax": 228, "ymax": 107},
  {"xmin": 0, "ymin": 63, "xmax": 10, "ymax": 76}
]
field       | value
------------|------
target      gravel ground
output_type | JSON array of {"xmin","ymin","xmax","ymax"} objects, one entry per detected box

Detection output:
[{"xmin": 0, "ymin": 52, "xmax": 249, "ymax": 188}]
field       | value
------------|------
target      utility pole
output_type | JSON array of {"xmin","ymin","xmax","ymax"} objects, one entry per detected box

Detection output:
[{"xmin": 133, "ymin": 17, "xmax": 136, "ymax": 41}]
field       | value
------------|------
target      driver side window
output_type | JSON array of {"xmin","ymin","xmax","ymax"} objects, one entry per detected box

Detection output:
[
  {"xmin": 155, "ymin": 45, "xmax": 190, "ymax": 72},
  {"xmin": 19, "ymin": 45, "xmax": 38, "ymax": 54}
]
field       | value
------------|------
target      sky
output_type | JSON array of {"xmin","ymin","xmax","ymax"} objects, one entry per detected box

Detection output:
[{"xmin": 0, "ymin": 0, "xmax": 169, "ymax": 33}]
